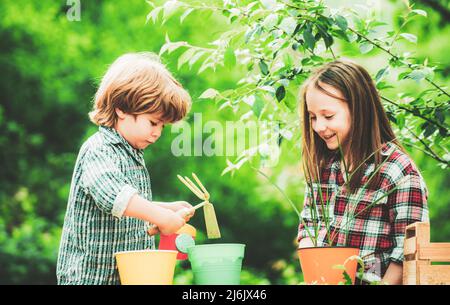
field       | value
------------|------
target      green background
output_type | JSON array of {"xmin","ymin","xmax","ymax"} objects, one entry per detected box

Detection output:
[{"xmin": 0, "ymin": 0, "xmax": 448, "ymax": 284}]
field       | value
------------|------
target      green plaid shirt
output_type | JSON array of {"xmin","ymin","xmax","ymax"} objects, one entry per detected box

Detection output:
[
  {"xmin": 298, "ymin": 142, "xmax": 429, "ymax": 282},
  {"xmin": 57, "ymin": 126, "xmax": 155, "ymax": 285}
]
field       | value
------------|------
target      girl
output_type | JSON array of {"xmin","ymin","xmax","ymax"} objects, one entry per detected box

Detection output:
[{"xmin": 297, "ymin": 59, "xmax": 429, "ymax": 284}]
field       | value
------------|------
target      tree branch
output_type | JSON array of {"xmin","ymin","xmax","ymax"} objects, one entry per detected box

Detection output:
[
  {"xmin": 416, "ymin": 0, "xmax": 450, "ymax": 23},
  {"xmin": 348, "ymin": 27, "xmax": 450, "ymax": 99},
  {"xmin": 381, "ymin": 96, "xmax": 449, "ymax": 131},
  {"xmin": 404, "ymin": 125, "xmax": 449, "ymax": 166}
]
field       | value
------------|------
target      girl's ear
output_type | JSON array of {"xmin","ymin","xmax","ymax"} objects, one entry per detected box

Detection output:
[{"xmin": 115, "ymin": 108, "xmax": 126, "ymax": 119}]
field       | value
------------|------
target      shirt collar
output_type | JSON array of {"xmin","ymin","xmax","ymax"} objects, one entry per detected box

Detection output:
[
  {"xmin": 99, "ymin": 126, "xmax": 145, "ymax": 166},
  {"xmin": 331, "ymin": 142, "xmax": 397, "ymax": 179},
  {"xmin": 380, "ymin": 141, "xmax": 396, "ymax": 156}
]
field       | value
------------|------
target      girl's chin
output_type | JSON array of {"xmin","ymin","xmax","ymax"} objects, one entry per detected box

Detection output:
[
  {"xmin": 324, "ymin": 139, "xmax": 339, "ymax": 150},
  {"xmin": 326, "ymin": 143, "xmax": 338, "ymax": 150}
]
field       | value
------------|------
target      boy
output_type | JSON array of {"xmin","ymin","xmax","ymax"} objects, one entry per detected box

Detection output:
[{"xmin": 57, "ymin": 52, "xmax": 193, "ymax": 285}]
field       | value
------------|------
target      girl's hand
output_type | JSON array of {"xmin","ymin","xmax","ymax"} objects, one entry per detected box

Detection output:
[
  {"xmin": 298, "ymin": 237, "xmax": 315, "ymax": 249},
  {"xmin": 298, "ymin": 228, "xmax": 327, "ymax": 248}
]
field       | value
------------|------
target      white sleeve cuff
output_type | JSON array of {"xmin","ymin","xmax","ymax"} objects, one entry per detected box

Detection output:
[{"xmin": 112, "ymin": 184, "xmax": 138, "ymax": 219}]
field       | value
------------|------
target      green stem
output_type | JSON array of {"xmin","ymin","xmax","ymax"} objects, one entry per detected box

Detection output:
[
  {"xmin": 347, "ymin": 27, "xmax": 450, "ymax": 99},
  {"xmin": 381, "ymin": 96, "xmax": 449, "ymax": 131},
  {"xmin": 252, "ymin": 165, "xmax": 317, "ymax": 245}
]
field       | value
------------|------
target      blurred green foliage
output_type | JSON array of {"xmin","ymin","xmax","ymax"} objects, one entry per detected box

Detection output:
[{"xmin": 0, "ymin": 0, "xmax": 448, "ymax": 284}]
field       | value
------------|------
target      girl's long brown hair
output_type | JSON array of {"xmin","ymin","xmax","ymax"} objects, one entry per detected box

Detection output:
[{"xmin": 300, "ymin": 59, "xmax": 404, "ymax": 192}]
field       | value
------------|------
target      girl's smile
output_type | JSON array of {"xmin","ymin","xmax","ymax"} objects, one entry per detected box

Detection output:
[{"xmin": 305, "ymin": 82, "xmax": 351, "ymax": 151}]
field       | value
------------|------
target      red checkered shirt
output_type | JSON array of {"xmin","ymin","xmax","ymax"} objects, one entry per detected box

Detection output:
[{"xmin": 297, "ymin": 142, "xmax": 429, "ymax": 281}]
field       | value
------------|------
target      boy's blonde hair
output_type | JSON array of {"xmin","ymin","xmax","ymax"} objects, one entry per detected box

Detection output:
[{"xmin": 89, "ymin": 52, "xmax": 191, "ymax": 127}]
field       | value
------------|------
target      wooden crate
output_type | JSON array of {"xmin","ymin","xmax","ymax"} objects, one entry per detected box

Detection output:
[{"xmin": 403, "ymin": 222, "xmax": 450, "ymax": 285}]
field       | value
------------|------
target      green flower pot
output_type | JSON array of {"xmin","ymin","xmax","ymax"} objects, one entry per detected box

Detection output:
[{"xmin": 187, "ymin": 243, "xmax": 246, "ymax": 285}]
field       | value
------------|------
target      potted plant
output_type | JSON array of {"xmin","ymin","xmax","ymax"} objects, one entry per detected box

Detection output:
[
  {"xmin": 257, "ymin": 139, "xmax": 402, "ymax": 284},
  {"xmin": 301, "ymin": 137, "xmax": 412, "ymax": 284}
]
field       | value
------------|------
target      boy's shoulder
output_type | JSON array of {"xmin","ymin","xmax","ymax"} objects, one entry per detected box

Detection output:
[{"xmin": 78, "ymin": 127, "xmax": 122, "ymax": 161}]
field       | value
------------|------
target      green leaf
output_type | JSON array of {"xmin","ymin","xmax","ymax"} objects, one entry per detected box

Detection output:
[
  {"xmin": 387, "ymin": 111, "xmax": 397, "ymax": 124},
  {"xmin": 333, "ymin": 29, "xmax": 349, "ymax": 42},
  {"xmin": 260, "ymin": 0, "xmax": 277, "ymax": 10},
  {"xmin": 400, "ymin": 33, "xmax": 417, "ymax": 44},
  {"xmin": 397, "ymin": 114, "xmax": 405, "ymax": 129},
  {"xmin": 435, "ymin": 109, "xmax": 445, "ymax": 124},
  {"xmin": 311, "ymin": 55, "xmax": 324, "ymax": 63},
  {"xmin": 245, "ymin": 26, "xmax": 258, "ymax": 43},
  {"xmin": 376, "ymin": 81, "xmax": 394, "ymax": 90},
  {"xmin": 347, "ymin": 32, "xmax": 358, "ymax": 43},
  {"xmin": 199, "ymin": 88, "xmax": 219, "ymax": 99},
  {"xmin": 159, "ymin": 38, "xmax": 188, "ymax": 56},
  {"xmin": 178, "ymin": 48, "xmax": 196, "ymax": 69},
  {"xmin": 368, "ymin": 21, "xmax": 387, "ymax": 28},
  {"xmin": 259, "ymin": 60, "xmax": 269, "ymax": 75},
  {"xmin": 188, "ymin": 51, "xmax": 205, "ymax": 68},
  {"xmin": 283, "ymin": 91, "xmax": 298, "ymax": 111},
  {"xmin": 398, "ymin": 71, "xmax": 410, "ymax": 81},
  {"xmin": 439, "ymin": 128, "xmax": 448, "ymax": 137},
  {"xmin": 375, "ymin": 67, "xmax": 389, "ymax": 83},
  {"xmin": 410, "ymin": 9, "xmax": 427, "ymax": 17},
  {"xmin": 424, "ymin": 124, "xmax": 436, "ymax": 138},
  {"xmin": 359, "ymin": 42, "xmax": 373, "ymax": 54},
  {"xmin": 252, "ymin": 95, "xmax": 265, "ymax": 118},
  {"xmin": 334, "ymin": 15, "xmax": 348, "ymax": 31},
  {"xmin": 343, "ymin": 271, "xmax": 353, "ymax": 285},
  {"xmin": 303, "ymin": 26, "xmax": 316, "ymax": 50},
  {"xmin": 279, "ymin": 17, "xmax": 297, "ymax": 36},
  {"xmin": 163, "ymin": 0, "xmax": 179, "ymax": 22},
  {"xmin": 276, "ymin": 85, "xmax": 286, "ymax": 102},
  {"xmin": 322, "ymin": 33, "xmax": 334, "ymax": 48},
  {"xmin": 315, "ymin": 23, "xmax": 333, "ymax": 48},
  {"xmin": 146, "ymin": 7, "xmax": 162, "ymax": 24},
  {"xmin": 262, "ymin": 13, "xmax": 279, "ymax": 29},
  {"xmin": 224, "ymin": 47, "xmax": 236, "ymax": 69},
  {"xmin": 408, "ymin": 70, "xmax": 426, "ymax": 83},
  {"xmin": 180, "ymin": 8, "xmax": 194, "ymax": 23}
]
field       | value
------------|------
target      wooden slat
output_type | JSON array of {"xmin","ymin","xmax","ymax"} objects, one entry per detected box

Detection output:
[
  {"xmin": 414, "ymin": 222, "xmax": 430, "ymax": 245},
  {"xmin": 418, "ymin": 243, "xmax": 450, "ymax": 261},
  {"xmin": 404, "ymin": 237, "xmax": 417, "ymax": 258},
  {"xmin": 403, "ymin": 261, "xmax": 417, "ymax": 285},
  {"xmin": 418, "ymin": 265, "xmax": 450, "ymax": 285},
  {"xmin": 405, "ymin": 223, "xmax": 418, "ymax": 238}
]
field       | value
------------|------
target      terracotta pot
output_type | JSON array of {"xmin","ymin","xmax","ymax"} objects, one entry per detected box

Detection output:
[{"xmin": 297, "ymin": 246, "xmax": 360, "ymax": 284}]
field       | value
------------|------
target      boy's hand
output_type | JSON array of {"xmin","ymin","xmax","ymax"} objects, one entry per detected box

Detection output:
[
  {"xmin": 147, "ymin": 207, "xmax": 194, "ymax": 236},
  {"xmin": 167, "ymin": 201, "xmax": 195, "ymax": 221},
  {"xmin": 157, "ymin": 209, "xmax": 186, "ymax": 235},
  {"xmin": 176, "ymin": 207, "xmax": 195, "ymax": 222}
]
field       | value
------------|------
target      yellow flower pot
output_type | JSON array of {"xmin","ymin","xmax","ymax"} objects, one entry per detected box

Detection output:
[{"xmin": 114, "ymin": 250, "xmax": 178, "ymax": 285}]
